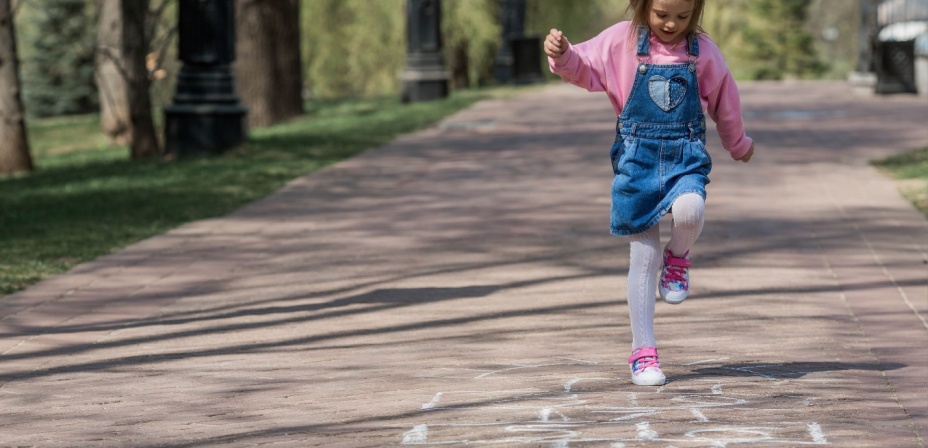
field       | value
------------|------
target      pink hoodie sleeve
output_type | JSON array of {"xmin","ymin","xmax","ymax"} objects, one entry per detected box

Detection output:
[
  {"xmin": 547, "ymin": 25, "xmax": 618, "ymax": 93},
  {"xmin": 697, "ymin": 38, "xmax": 753, "ymax": 160}
]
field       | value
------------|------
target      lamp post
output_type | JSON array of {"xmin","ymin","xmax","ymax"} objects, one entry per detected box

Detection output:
[
  {"xmin": 850, "ymin": 0, "xmax": 880, "ymax": 95},
  {"xmin": 401, "ymin": 0, "xmax": 449, "ymax": 103},
  {"xmin": 164, "ymin": 0, "xmax": 247, "ymax": 157},
  {"xmin": 493, "ymin": 0, "xmax": 543, "ymax": 85},
  {"xmin": 493, "ymin": 0, "xmax": 524, "ymax": 84}
]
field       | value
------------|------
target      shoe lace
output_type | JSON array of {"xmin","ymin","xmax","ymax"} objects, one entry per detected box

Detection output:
[
  {"xmin": 662, "ymin": 252, "xmax": 691, "ymax": 286},
  {"xmin": 664, "ymin": 264, "xmax": 687, "ymax": 284},
  {"xmin": 633, "ymin": 356, "xmax": 660, "ymax": 374}
]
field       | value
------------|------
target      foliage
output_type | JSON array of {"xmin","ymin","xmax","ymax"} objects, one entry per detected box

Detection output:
[
  {"xmin": 526, "ymin": 0, "xmax": 629, "ymax": 44},
  {"xmin": 729, "ymin": 0, "xmax": 826, "ymax": 80},
  {"xmin": 442, "ymin": 0, "xmax": 501, "ymax": 88},
  {"xmin": 302, "ymin": 0, "xmax": 406, "ymax": 99},
  {"xmin": 19, "ymin": 0, "xmax": 98, "ymax": 117},
  {"xmin": 873, "ymin": 147, "xmax": 928, "ymax": 217},
  {"xmin": 0, "ymin": 87, "xmax": 523, "ymax": 295}
]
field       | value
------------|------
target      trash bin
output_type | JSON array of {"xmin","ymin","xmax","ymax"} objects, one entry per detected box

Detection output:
[
  {"xmin": 915, "ymin": 33, "xmax": 928, "ymax": 96},
  {"xmin": 875, "ymin": 21, "xmax": 928, "ymax": 94},
  {"xmin": 510, "ymin": 36, "xmax": 545, "ymax": 84}
]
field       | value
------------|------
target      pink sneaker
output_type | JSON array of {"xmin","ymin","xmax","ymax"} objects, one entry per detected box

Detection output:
[
  {"xmin": 659, "ymin": 248, "xmax": 691, "ymax": 304},
  {"xmin": 628, "ymin": 346, "xmax": 666, "ymax": 386}
]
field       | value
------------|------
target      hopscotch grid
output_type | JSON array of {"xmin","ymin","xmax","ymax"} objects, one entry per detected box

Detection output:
[{"xmin": 404, "ymin": 362, "xmax": 834, "ymax": 446}]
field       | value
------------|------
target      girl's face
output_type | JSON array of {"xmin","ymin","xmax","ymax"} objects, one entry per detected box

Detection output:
[{"xmin": 648, "ymin": 0, "xmax": 694, "ymax": 44}]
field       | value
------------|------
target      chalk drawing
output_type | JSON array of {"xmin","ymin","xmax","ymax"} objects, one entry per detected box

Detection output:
[
  {"xmin": 540, "ymin": 407, "xmax": 551, "ymax": 422},
  {"xmin": 404, "ymin": 359, "xmax": 832, "ymax": 446},
  {"xmin": 564, "ymin": 378, "xmax": 581, "ymax": 394},
  {"xmin": 685, "ymin": 427, "xmax": 773, "ymax": 448},
  {"xmin": 401, "ymin": 424, "xmax": 428, "ymax": 445},
  {"xmin": 808, "ymin": 423, "xmax": 828, "ymax": 444},
  {"xmin": 636, "ymin": 422, "xmax": 658, "ymax": 440},
  {"xmin": 691, "ymin": 409, "xmax": 709, "ymax": 422},
  {"xmin": 421, "ymin": 392, "xmax": 442, "ymax": 410}
]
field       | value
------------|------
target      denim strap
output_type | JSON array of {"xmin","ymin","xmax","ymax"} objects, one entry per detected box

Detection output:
[
  {"xmin": 639, "ymin": 27, "xmax": 699, "ymax": 57},
  {"xmin": 686, "ymin": 33, "xmax": 700, "ymax": 57},
  {"xmin": 636, "ymin": 26, "xmax": 650, "ymax": 56}
]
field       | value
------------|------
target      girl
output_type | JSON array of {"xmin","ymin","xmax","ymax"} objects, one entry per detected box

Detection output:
[{"xmin": 544, "ymin": 0, "xmax": 754, "ymax": 386}]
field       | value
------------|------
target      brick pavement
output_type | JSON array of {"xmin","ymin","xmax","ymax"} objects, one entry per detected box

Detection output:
[{"xmin": 0, "ymin": 81, "xmax": 926, "ymax": 447}]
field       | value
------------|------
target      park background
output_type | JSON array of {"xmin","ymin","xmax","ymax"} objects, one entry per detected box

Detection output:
[
  {"xmin": 0, "ymin": 0, "xmax": 923, "ymax": 296},
  {"xmin": 12, "ymin": 0, "xmax": 853, "ymax": 118}
]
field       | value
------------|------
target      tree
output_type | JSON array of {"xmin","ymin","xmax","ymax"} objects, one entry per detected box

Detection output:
[
  {"xmin": 21, "ymin": 0, "xmax": 97, "ymax": 117},
  {"xmin": 121, "ymin": 0, "xmax": 159, "ymax": 158},
  {"xmin": 96, "ymin": 0, "xmax": 130, "ymax": 145},
  {"xmin": 0, "ymin": 0, "xmax": 33, "ymax": 174},
  {"xmin": 443, "ymin": 0, "xmax": 500, "ymax": 89},
  {"xmin": 302, "ymin": 0, "xmax": 405, "ymax": 99},
  {"xmin": 234, "ymin": 0, "xmax": 303, "ymax": 128},
  {"xmin": 738, "ymin": 0, "xmax": 826, "ymax": 80}
]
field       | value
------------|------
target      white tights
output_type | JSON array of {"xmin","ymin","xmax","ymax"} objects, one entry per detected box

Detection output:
[{"xmin": 627, "ymin": 193, "xmax": 705, "ymax": 349}]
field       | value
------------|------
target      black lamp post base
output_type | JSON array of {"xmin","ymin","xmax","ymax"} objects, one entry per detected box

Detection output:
[{"xmin": 164, "ymin": 104, "xmax": 247, "ymax": 157}]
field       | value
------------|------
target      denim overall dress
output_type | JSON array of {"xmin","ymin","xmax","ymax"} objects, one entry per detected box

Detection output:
[{"xmin": 609, "ymin": 27, "xmax": 711, "ymax": 236}]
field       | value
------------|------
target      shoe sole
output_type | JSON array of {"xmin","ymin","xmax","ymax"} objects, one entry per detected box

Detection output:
[
  {"xmin": 659, "ymin": 288, "xmax": 688, "ymax": 305},
  {"xmin": 629, "ymin": 366, "xmax": 666, "ymax": 386}
]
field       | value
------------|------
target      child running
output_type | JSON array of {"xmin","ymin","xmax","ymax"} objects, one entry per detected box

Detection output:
[{"xmin": 544, "ymin": 0, "xmax": 754, "ymax": 386}]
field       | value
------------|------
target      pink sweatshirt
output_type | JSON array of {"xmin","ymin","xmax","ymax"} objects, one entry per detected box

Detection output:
[{"xmin": 549, "ymin": 21, "xmax": 752, "ymax": 160}]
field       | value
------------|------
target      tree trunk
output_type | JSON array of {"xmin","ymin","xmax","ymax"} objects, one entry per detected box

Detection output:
[
  {"xmin": 0, "ymin": 0, "xmax": 33, "ymax": 175},
  {"xmin": 450, "ymin": 42, "xmax": 470, "ymax": 90},
  {"xmin": 234, "ymin": 0, "xmax": 302, "ymax": 129},
  {"xmin": 96, "ymin": 0, "xmax": 131, "ymax": 145},
  {"xmin": 121, "ymin": 0, "xmax": 159, "ymax": 158}
]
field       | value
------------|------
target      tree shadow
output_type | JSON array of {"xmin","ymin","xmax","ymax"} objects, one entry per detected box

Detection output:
[{"xmin": 681, "ymin": 361, "xmax": 907, "ymax": 381}]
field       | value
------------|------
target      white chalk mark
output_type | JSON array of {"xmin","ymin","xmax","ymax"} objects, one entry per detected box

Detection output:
[
  {"xmin": 475, "ymin": 363, "xmax": 541, "ymax": 379},
  {"xmin": 712, "ymin": 383, "xmax": 723, "ymax": 395},
  {"xmin": 636, "ymin": 422, "xmax": 658, "ymax": 440},
  {"xmin": 691, "ymin": 409, "xmax": 709, "ymax": 422},
  {"xmin": 727, "ymin": 365, "xmax": 780, "ymax": 380},
  {"xmin": 420, "ymin": 392, "xmax": 442, "ymax": 410},
  {"xmin": 609, "ymin": 410, "xmax": 658, "ymax": 422},
  {"xmin": 401, "ymin": 424, "xmax": 428, "ymax": 445},
  {"xmin": 685, "ymin": 427, "xmax": 773, "ymax": 447},
  {"xmin": 540, "ymin": 407, "xmax": 551, "ymax": 422},
  {"xmin": 610, "ymin": 443, "xmax": 626, "ymax": 448},
  {"xmin": 552, "ymin": 440, "xmax": 570, "ymax": 448},
  {"xmin": 628, "ymin": 392, "xmax": 638, "ymax": 406},
  {"xmin": 564, "ymin": 378, "xmax": 581, "ymax": 393},
  {"xmin": 807, "ymin": 423, "xmax": 828, "ymax": 444},
  {"xmin": 556, "ymin": 411, "xmax": 570, "ymax": 422},
  {"xmin": 554, "ymin": 356, "xmax": 599, "ymax": 365},
  {"xmin": 682, "ymin": 357, "xmax": 730, "ymax": 365}
]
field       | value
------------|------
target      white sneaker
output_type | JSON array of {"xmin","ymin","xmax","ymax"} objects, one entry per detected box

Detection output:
[
  {"xmin": 628, "ymin": 346, "xmax": 666, "ymax": 386},
  {"xmin": 659, "ymin": 248, "xmax": 691, "ymax": 305}
]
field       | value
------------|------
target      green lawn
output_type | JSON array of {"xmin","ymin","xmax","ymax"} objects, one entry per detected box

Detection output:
[
  {"xmin": 0, "ymin": 89, "xmax": 510, "ymax": 295},
  {"xmin": 873, "ymin": 146, "xmax": 928, "ymax": 218}
]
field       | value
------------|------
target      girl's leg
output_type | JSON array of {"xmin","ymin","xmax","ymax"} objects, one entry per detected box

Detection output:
[
  {"xmin": 628, "ymin": 224, "xmax": 661, "ymax": 349},
  {"xmin": 667, "ymin": 193, "xmax": 705, "ymax": 256},
  {"xmin": 659, "ymin": 193, "xmax": 705, "ymax": 304},
  {"xmin": 627, "ymin": 224, "xmax": 666, "ymax": 386}
]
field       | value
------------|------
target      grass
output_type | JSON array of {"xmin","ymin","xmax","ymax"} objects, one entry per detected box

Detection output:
[
  {"xmin": 0, "ymin": 87, "xmax": 519, "ymax": 296},
  {"xmin": 873, "ymin": 146, "xmax": 928, "ymax": 218}
]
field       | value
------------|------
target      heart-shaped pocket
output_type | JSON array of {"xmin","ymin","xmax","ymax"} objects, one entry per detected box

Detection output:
[{"xmin": 648, "ymin": 75, "xmax": 688, "ymax": 112}]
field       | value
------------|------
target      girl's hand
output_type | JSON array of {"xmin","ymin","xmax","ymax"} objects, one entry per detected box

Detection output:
[
  {"xmin": 737, "ymin": 144, "xmax": 754, "ymax": 163},
  {"xmin": 544, "ymin": 29, "xmax": 569, "ymax": 58}
]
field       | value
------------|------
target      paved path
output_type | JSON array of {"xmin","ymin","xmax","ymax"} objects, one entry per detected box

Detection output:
[{"xmin": 1, "ymin": 81, "xmax": 926, "ymax": 447}]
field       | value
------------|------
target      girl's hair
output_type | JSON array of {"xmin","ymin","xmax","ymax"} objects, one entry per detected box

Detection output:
[{"xmin": 626, "ymin": 0, "xmax": 706, "ymax": 37}]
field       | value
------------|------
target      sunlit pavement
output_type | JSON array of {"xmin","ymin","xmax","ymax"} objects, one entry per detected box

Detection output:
[{"xmin": 1, "ymin": 81, "xmax": 926, "ymax": 447}]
